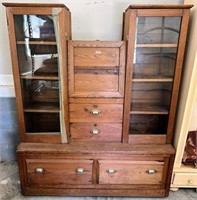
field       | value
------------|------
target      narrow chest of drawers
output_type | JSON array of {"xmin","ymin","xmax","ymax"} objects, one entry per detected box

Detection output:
[{"xmin": 68, "ymin": 41, "xmax": 125, "ymax": 143}]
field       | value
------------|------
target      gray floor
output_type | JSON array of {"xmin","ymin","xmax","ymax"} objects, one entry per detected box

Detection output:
[{"xmin": 0, "ymin": 162, "xmax": 196, "ymax": 200}]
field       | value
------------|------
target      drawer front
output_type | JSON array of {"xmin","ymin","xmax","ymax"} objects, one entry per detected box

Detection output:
[
  {"xmin": 74, "ymin": 72, "xmax": 119, "ymax": 96},
  {"xmin": 69, "ymin": 103, "xmax": 123, "ymax": 122},
  {"xmin": 69, "ymin": 41, "xmax": 125, "ymax": 98},
  {"xmin": 74, "ymin": 47, "xmax": 119, "ymax": 67},
  {"xmin": 26, "ymin": 159, "xmax": 93, "ymax": 185},
  {"xmin": 99, "ymin": 160, "xmax": 164, "ymax": 185},
  {"xmin": 172, "ymin": 173, "xmax": 197, "ymax": 186},
  {"xmin": 70, "ymin": 123, "xmax": 122, "ymax": 142}
]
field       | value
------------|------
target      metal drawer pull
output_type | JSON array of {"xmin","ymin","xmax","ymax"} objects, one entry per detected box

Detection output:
[
  {"xmin": 90, "ymin": 129, "xmax": 100, "ymax": 135},
  {"xmin": 91, "ymin": 109, "xmax": 100, "ymax": 115},
  {"xmin": 106, "ymin": 169, "xmax": 117, "ymax": 174},
  {"xmin": 76, "ymin": 168, "xmax": 85, "ymax": 173},
  {"xmin": 35, "ymin": 168, "xmax": 44, "ymax": 174},
  {"xmin": 95, "ymin": 50, "xmax": 102, "ymax": 54},
  {"xmin": 146, "ymin": 169, "xmax": 157, "ymax": 174}
]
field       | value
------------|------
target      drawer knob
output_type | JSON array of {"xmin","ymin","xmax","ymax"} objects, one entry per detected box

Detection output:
[
  {"xmin": 90, "ymin": 129, "xmax": 100, "ymax": 135},
  {"xmin": 76, "ymin": 168, "xmax": 85, "ymax": 173},
  {"xmin": 35, "ymin": 167, "xmax": 44, "ymax": 174},
  {"xmin": 106, "ymin": 169, "xmax": 117, "ymax": 174},
  {"xmin": 146, "ymin": 169, "xmax": 157, "ymax": 174},
  {"xmin": 91, "ymin": 109, "xmax": 100, "ymax": 115}
]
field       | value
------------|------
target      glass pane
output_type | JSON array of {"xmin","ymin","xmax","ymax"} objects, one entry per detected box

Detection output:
[
  {"xmin": 133, "ymin": 47, "xmax": 177, "ymax": 79},
  {"xmin": 131, "ymin": 82, "xmax": 172, "ymax": 110},
  {"xmin": 14, "ymin": 15, "xmax": 56, "ymax": 41},
  {"xmin": 136, "ymin": 17, "xmax": 181, "ymax": 44},
  {"xmin": 129, "ymin": 114, "xmax": 168, "ymax": 135},
  {"xmin": 14, "ymin": 15, "xmax": 58, "ymax": 76},
  {"xmin": 17, "ymin": 48, "xmax": 58, "ymax": 76},
  {"xmin": 24, "ymin": 113, "xmax": 60, "ymax": 133},
  {"xmin": 13, "ymin": 15, "xmax": 62, "ymax": 136},
  {"xmin": 21, "ymin": 79, "xmax": 59, "ymax": 109},
  {"xmin": 129, "ymin": 16, "xmax": 181, "ymax": 136}
]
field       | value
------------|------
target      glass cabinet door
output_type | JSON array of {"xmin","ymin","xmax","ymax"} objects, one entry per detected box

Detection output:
[
  {"xmin": 14, "ymin": 14, "xmax": 61, "ymax": 135},
  {"xmin": 125, "ymin": 13, "xmax": 184, "ymax": 143},
  {"xmin": 123, "ymin": 6, "xmax": 192, "ymax": 146},
  {"xmin": 4, "ymin": 3, "xmax": 72, "ymax": 143}
]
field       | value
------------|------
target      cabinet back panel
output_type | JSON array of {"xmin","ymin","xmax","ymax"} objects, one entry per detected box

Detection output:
[
  {"xmin": 131, "ymin": 82, "xmax": 172, "ymax": 105},
  {"xmin": 24, "ymin": 113, "xmax": 60, "ymax": 133},
  {"xmin": 129, "ymin": 114, "xmax": 168, "ymax": 135}
]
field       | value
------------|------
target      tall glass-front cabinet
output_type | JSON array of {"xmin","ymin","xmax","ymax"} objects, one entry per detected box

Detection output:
[
  {"xmin": 3, "ymin": 3, "xmax": 193, "ymax": 198},
  {"xmin": 4, "ymin": 3, "xmax": 71, "ymax": 143},
  {"xmin": 123, "ymin": 5, "xmax": 193, "ymax": 144}
]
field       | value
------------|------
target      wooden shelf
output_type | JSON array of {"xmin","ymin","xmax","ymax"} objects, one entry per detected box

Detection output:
[
  {"xmin": 130, "ymin": 103, "xmax": 169, "ymax": 115},
  {"xmin": 17, "ymin": 41, "xmax": 56, "ymax": 45},
  {"xmin": 21, "ymin": 75, "xmax": 58, "ymax": 80},
  {"xmin": 24, "ymin": 103, "xmax": 59, "ymax": 113},
  {"xmin": 136, "ymin": 43, "xmax": 178, "ymax": 48},
  {"xmin": 26, "ymin": 132, "xmax": 60, "ymax": 135},
  {"xmin": 132, "ymin": 78, "xmax": 173, "ymax": 82},
  {"xmin": 133, "ymin": 74, "xmax": 173, "ymax": 80}
]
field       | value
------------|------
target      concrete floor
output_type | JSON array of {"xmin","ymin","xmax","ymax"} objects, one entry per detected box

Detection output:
[{"xmin": 0, "ymin": 162, "xmax": 196, "ymax": 200}]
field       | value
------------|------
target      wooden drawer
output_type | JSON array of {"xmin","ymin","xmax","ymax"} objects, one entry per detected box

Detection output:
[
  {"xmin": 69, "ymin": 103, "xmax": 123, "ymax": 122},
  {"xmin": 69, "ymin": 41, "xmax": 125, "ymax": 98},
  {"xmin": 26, "ymin": 159, "xmax": 93, "ymax": 185},
  {"xmin": 17, "ymin": 143, "xmax": 175, "ymax": 196},
  {"xmin": 98, "ymin": 160, "xmax": 164, "ymax": 185},
  {"xmin": 172, "ymin": 172, "xmax": 197, "ymax": 186},
  {"xmin": 70, "ymin": 122, "xmax": 122, "ymax": 142}
]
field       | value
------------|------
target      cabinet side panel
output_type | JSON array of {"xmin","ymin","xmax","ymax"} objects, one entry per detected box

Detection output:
[
  {"xmin": 5, "ymin": 7, "xmax": 26, "ymax": 141},
  {"xmin": 53, "ymin": 8, "xmax": 71, "ymax": 143},
  {"xmin": 122, "ymin": 10, "xmax": 137, "ymax": 143},
  {"xmin": 167, "ymin": 9, "xmax": 191, "ymax": 143}
]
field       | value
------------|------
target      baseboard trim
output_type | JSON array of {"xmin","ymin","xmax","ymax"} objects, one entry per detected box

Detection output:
[{"xmin": 0, "ymin": 75, "xmax": 15, "ymax": 97}]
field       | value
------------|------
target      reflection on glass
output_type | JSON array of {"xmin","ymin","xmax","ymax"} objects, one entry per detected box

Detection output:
[
  {"xmin": 14, "ymin": 15, "xmax": 56, "ymax": 40},
  {"xmin": 133, "ymin": 47, "xmax": 177, "ymax": 78},
  {"xmin": 136, "ymin": 17, "xmax": 181, "ymax": 44},
  {"xmin": 14, "ymin": 15, "xmax": 58, "ymax": 76},
  {"xmin": 21, "ymin": 79, "xmax": 59, "ymax": 109}
]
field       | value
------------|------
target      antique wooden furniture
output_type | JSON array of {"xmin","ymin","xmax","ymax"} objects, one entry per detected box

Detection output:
[
  {"xmin": 68, "ymin": 40, "xmax": 125, "ymax": 143},
  {"xmin": 3, "ymin": 3, "xmax": 192, "ymax": 197}
]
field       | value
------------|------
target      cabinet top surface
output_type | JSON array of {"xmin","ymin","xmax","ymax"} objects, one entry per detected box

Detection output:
[
  {"xmin": 2, "ymin": 3, "xmax": 69, "ymax": 10},
  {"xmin": 17, "ymin": 143, "xmax": 175, "ymax": 155},
  {"xmin": 126, "ymin": 4, "xmax": 193, "ymax": 10}
]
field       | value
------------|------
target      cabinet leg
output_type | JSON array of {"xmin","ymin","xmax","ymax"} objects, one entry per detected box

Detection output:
[{"xmin": 170, "ymin": 187, "xmax": 179, "ymax": 192}]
